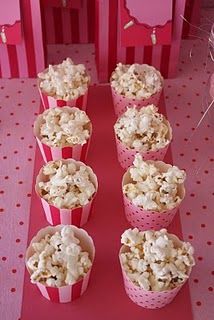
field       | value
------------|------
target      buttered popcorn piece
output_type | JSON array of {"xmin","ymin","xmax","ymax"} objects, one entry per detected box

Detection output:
[
  {"xmin": 27, "ymin": 226, "xmax": 92, "ymax": 287},
  {"xmin": 123, "ymin": 154, "xmax": 186, "ymax": 211},
  {"xmin": 120, "ymin": 228, "xmax": 195, "ymax": 291},
  {"xmin": 38, "ymin": 107, "xmax": 91, "ymax": 147},
  {"xmin": 114, "ymin": 105, "xmax": 171, "ymax": 151},
  {"xmin": 38, "ymin": 58, "xmax": 90, "ymax": 100},
  {"xmin": 38, "ymin": 160, "xmax": 96, "ymax": 209},
  {"xmin": 111, "ymin": 63, "xmax": 163, "ymax": 99}
]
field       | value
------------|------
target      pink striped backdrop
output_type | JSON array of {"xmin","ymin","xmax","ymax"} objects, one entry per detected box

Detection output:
[
  {"xmin": 95, "ymin": 0, "xmax": 187, "ymax": 82},
  {"xmin": 40, "ymin": 0, "xmax": 95, "ymax": 45},
  {"xmin": 0, "ymin": 0, "xmax": 45, "ymax": 78},
  {"xmin": 1, "ymin": 0, "xmax": 190, "ymax": 80},
  {"xmin": 182, "ymin": 0, "xmax": 202, "ymax": 38}
]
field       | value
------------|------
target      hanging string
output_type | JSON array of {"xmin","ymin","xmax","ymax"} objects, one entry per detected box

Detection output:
[
  {"xmin": 180, "ymin": 15, "xmax": 210, "ymax": 35},
  {"xmin": 180, "ymin": 14, "xmax": 214, "ymax": 136},
  {"xmin": 178, "ymin": 14, "xmax": 214, "ymax": 177}
]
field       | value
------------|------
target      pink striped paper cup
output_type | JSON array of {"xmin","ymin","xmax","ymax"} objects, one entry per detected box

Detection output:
[
  {"xmin": 119, "ymin": 234, "xmax": 192, "ymax": 309},
  {"xmin": 33, "ymin": 109, "xmax": 92, "ymax": 163},
  {"xmin": 26, "ymin": 225, "xmax": 95, "ymax": 303},
  {"xmin": 114, "ymin": 119, "xmax": 172, "ymax": 170},
  {"xmin": 122, "ymin": 160, "xmax": 185, "ymax": 230},
  {"xmin": 111, "ymin": 86, "xmax": 163, "ymax": 117},
  {"xmin": 38, "ymin": 78, "xmax": 89, "ymax": 111},
  {"xmin": 35, "ymin": 159, "xmax": 98, "ymax": 227}
]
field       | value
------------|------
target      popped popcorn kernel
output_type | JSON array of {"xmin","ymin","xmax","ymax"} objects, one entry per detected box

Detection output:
[
  {"xmin": 38, "ymin": 160, "xmax": 97, "ymax": 209},
  {"xmin": 114, "ymin": 105, "xmax": 171, "ymax": 152},
  {"xmin": 35, "ymin": 106, "xmax": 91, "ymax": 147},
  {"xmin": 27, "ymin": 226, "xmax": 92, "ymax": 287},
  {"xmin": 38, "ymin": 58, "xmax": 90, "ymax": 100},
  {"xmin": 123, "ymin": 154, "xmax": 186, "ymax": 212},
  {"xmin": 111, "ymin": 63, "xmax": 163, "ymax": 99},
  {"xmin": 120, "ymin": 228, "xmax": 195, "ymax": 291}
]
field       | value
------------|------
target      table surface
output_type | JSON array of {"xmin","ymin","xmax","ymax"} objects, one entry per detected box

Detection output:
[{"xmin": 0, "ymin": 12, "xmax": 214, "ymax": 320}]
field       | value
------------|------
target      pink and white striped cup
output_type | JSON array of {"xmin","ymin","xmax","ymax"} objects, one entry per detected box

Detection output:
[
  {"xmin": 33, "ymin": 107, "xmax": 92, "ymax": 163},
  {"xmin": 26, "ymin": 225, "xmax": 95, "ymax": 303},
  {"xmin": 119, "ymin": 233, "xmax": 192, "ymax": 309},
  {"xmin": 38, "ymin": 76, "xmax": 89, "ymax": 111},
  {"xmin": 35, "ymin": 159, "xmax": 98, "ymax": 227},
  {"xmin": 122, "ymin": 160, "xmax": 185, "ymax": 230}
]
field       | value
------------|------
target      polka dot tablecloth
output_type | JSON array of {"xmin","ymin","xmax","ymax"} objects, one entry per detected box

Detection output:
[
  {"xmin": 0, "ymin": 79, "xmax": 39, "ymax": 320},
  {"xmin": 1, "ymin": 12, "xmax": 214, "ymax": 320},
  {"xmin": 164, "ymin": 39, "xmax": 214, "ymax": 319},
  {"xmin": 164, "ymin": 9, "xmax": 214, "ymax": 319}
]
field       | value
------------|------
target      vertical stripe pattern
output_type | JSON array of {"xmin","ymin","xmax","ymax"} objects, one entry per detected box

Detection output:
[
  {"xmin": 95, "ymin": 0, "xmax": 187, "ymax": 82},
  {"xmin": 0, "ymin": 0, "xmax": 45, "ymax": 78},
  {"xmin": 39, "ymin": 89, "xmax": 88, "ymax": 111},
  {"xmin": 40, "ymin": 198, "xmax": 94, "ymax": 227},
  {"xmin": 36, "ymin": 133, "xmax": 91, "ymax": 163},
  {"xmin": 35, "ymin": 270, "xmax": 91, "ymax": 303},
  {"xmin": 41, "ymin": 0, "xmax": 95, "ymax": 45}
]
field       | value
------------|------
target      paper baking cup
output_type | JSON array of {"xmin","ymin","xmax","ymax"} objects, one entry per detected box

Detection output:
[
  {"xmin": 114, "ymin": 109, "xmax": 172, "ymax": 170},
  {"xmin": 26, "ymin": 225, "xmax": 95, "ymax": 303},
  {"xmin": 122, "ymin": 160, "xmax": 185, "ymax": 230},
  {"xmin": 35, "ymin": 159, "xmax": 98, "ymax": 227},
  {"xmin": 38, "ymin": 78, "xmax": 89, "ymax": 111},
  {"xmin": 34, "ymin": 109, "xmax": 92, "ymax": 163},
  {"xmin": 36, "ymin": 138, "xmax": 90, "ymax": 163},
  {"xmin": 119, "ymin": 234, "xmax": 192, "ymax": 309},
  {"xmin": 115, "ymin": 133, "xmax": 171, "ymax": 171},
  {"xmin": 111, "ymin": 86, "xmax": 162, "ymax": 117}
]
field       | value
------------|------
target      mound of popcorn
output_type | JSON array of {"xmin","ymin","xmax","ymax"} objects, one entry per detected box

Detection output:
[
  {"xmin": 114, "ymin": 105, "xmax": 171, "ymax": 151},
  {"xmin": 120, "ymin": 228, "xmax": 195, "ymax": 291},
  {"xmin": 27, "ymin": 226, "xmax": 92, "ymax": 287},
  {"xmin": 38, "ymin": 107, "xmax": 91, "ymax": 147},
  {"xmin": 111, "ymin": 63, "xmax": 163, "ymax": 99},
  {"xmin": 38, "ymin": 58, "xmax": 90, "ymax": 100},
  {"xmin": 123, "ymin": 154, "xmax": 186, "ymax": 211},
  {"xmin": 38, "ymin": 160, "xmax": 96, "ymax": 209}
]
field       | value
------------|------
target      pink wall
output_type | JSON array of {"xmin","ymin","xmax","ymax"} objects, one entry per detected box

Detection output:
[
  {"xmin": 95, "ymin": 0, "xmax": 187, "ymax": 82},
  {"xmin": 0, "ymin": 0, "xmax": 45, "ymax": 78},
  {"xmin": 40, "ymin": 0, "xmax": 95, "ymax": 45}
]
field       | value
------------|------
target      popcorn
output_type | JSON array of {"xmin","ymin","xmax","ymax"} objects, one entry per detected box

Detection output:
[
  {"xmin": 120, "ymin": 228, "xmax": 195, "ymax": 291},
  {"xmin": 27, "ymin": 226, "xmax": 92, "ymax": 287},
  {"xmin": 111, "ymin": 63, "xmax": 163, "ymax": 99},
  {"xmin": 38, "ymin": 58, "xmax": 90, "ymax": 100},
  {"xmin": 123, "ymin": 154, "xmax": 186, "ymax": 212},
  {"xmin": 37, "ymin": 107, "xmax": 91, "ymax": 147},
  {"xmin": 38, "ymin": 160, "xmax": 96, "ymax": 209},
  {"xmin": 114, "ymin": 105, "xmax": 171, "ymax": 151}
]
